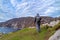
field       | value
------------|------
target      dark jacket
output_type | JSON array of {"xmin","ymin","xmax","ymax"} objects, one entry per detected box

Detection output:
[{"xmin": 34, "ymin": 16, "xmax": 41, "ymax": 25}]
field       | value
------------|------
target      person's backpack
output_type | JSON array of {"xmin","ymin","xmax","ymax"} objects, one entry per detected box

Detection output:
[{"xmin": 36, "ymin": 16, "xmax": 40, "ymax": 22}]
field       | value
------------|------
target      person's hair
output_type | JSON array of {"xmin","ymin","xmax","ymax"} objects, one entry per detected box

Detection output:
[{"xmin": 37, "ymin": 13, "xmax": 39, "ymax": 15}]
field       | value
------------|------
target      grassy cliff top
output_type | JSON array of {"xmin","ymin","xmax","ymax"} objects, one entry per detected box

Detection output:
[{"xmin": 0, "ymin": 27, "xmax": 55, "ymax": 40}]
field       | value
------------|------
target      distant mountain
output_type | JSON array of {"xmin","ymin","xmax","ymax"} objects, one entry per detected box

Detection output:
[{"xmin": 0, "ymin": 16, "xmax": 59, "ymax": 29}]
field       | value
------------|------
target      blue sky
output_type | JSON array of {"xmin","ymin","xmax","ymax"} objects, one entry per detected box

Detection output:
[{"xmin": 0, "ymin": 0, "xmax": 60, "ymax": 22}]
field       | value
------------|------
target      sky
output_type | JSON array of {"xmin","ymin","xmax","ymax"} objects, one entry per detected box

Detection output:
[{"xmin": 0, "ymin": 0, "xmax": 60, "ymax": 22}]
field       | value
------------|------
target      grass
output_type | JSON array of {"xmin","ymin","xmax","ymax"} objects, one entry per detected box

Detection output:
[
  {"xmin": 0, "ymin": 28, "xmax": 47, "ymax": 40},
  {"xmin": 0, "ymin": 25, "xmax": 57, "ymax": 40}
]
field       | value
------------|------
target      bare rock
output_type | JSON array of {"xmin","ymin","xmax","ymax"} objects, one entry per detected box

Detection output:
[{"xmin": 48, "ymin": 29, "xmax": 60, "ymax": 40}]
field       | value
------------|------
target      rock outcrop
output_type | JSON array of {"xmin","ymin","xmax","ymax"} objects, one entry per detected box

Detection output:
[
  {"xmin": 42, "ymin": 20, "xmax": 60, "ymax": 27},
  {"xmin": 48, "ymin": 29, "xmax": 60, "ymax": 40}
]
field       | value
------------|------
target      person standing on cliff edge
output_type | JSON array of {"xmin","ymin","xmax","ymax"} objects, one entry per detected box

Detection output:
[{"xmin": 34, "ymin": 13, "xmax": 41, "ymax": 33}]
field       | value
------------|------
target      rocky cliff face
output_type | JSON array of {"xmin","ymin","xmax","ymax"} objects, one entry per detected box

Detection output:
[
  {"xmin": 0, "ymin": 17, "xmax": 34, "ymax": 28},
  {"xmin": 0, "ymin": 16, "xmax": 59, "ymax": 29}
]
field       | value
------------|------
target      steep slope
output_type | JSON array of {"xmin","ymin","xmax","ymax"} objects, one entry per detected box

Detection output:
[
  {"xmin": 0, "ymin": 28, "xmax": 48, "ymax": 40},
  {"xmin": 0, "ymin": 16, "xmax": 54, "ymax": 29}
]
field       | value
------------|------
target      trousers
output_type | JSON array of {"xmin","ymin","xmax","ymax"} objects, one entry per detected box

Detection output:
[{"xmin": 36, "ymin": 23, "xmax": 40, "ymax": 32}]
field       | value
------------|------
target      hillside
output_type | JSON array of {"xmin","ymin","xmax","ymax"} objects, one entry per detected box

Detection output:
[
  {"xmin": 0, "ymin": 27, "xmax": 55, "ymax": 40},
  {"xmin": 0, "ymin": 16, "xmax": 55, "ymax": 29},
  {"xmin": 0, "ymin": 28, "xmax": 47, "ymax": 40}
]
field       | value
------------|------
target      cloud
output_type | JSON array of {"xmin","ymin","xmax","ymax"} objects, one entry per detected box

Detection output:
[
  {"xmin": 13, "ymin": 0, "xmax": 55, "ymax": 17},
  {"xmin": 45, "ymin": 7, "xmax": 55, "ymax": 14},
  {"xmin": 0, "ymin": 0, "xmax": 60, "ymax": 22},
  {"xmin": 16, "ymin": 2, "xmax": 28, "ymax": 11},
  {"xmin": 44, "ymin": 6, "xmax": 60, "ymax": 16},
  {"xmin": 0, "ymin": 14, "xmax": 4, "ymax": 19},
  {"xmin": 0, "ymin": 0, "xmax": 17, "ymax": 22}
]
